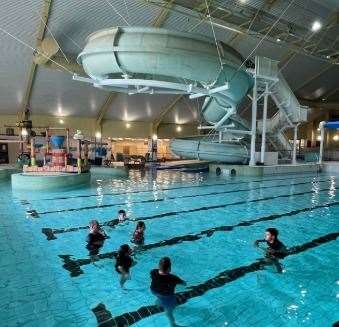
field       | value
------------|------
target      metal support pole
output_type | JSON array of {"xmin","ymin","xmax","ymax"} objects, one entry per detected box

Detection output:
[
  {"xmin": 30, "ymin": 137, "xmax": 36, "ymax": 166},
  {"xmin": 319, "ymin": 124, "xmax": 325, "ymax": 164},
  {"xmin": 249, "ymin": 77, "xmax": 258, "ymax": 166},
  {"xmin": 260, "ymin": 83, "xmax": 268, "ymax": 164},
  {"xmin": 292, "ymin": 124, "xmax": 298, "ymax": 165}
]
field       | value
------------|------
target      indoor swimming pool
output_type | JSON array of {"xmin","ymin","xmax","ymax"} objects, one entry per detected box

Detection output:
[{"xmin": 0, "ymin": 170, "xmax": 338, "ymax": 327}]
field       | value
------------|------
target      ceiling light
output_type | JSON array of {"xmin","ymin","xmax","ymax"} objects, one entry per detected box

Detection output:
[
  {"xmin": 95, "ymin": 131, "xmax": 101, "ymax": 139},
  {"xmin": 152, "ymin": 134, "xmax": 158, "ymax": 141},
  {"xmin": 176, "ymin": 126, "xmax": 182, "ymax": 132},
  {"xmin": 333, "ymin": 135, "xmax": 339, "ymax": 141},
  {"xmin": 59, "ymin": 119, "xmax": 64, "ymax": 124},
  {"xmin": 316, "ymin": 135, "xmax": 321, "ymax": 141},
  {"xmin": 322, "ymin": 98, "xmax": 326, "ymax": 101},
  {"xmin": 317, "ymin": 128, "xmax": 320, "ymax": 131},
  {"xmin": 21, "ymin": 128, "xmax": 28, "ymax": 137},
  {"xmin": 126, "ymin": 122, "xmax": 131, "ymax": 128},
  {"xmin": 239, "ymin": 0, "xmax": 248, "ymax": 3},
  {"xmin": 311, "ymin": 20, "xmax": 322, "ymax": 32},
  {"xmin": 326, "ymin": 55, "xmax": 330, "ymax": 59},
  {"xmin": 276, "ymin": 38, "xmax": 281, "ymax": 43}
]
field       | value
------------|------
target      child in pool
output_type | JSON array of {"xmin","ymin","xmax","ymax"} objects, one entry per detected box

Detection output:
[
  {"xmin": 106, "ymin": 209, "xmax": 128, "ymax": 228},
  {"xmin": 86, "ymin": 220, "xmax": 107, "ymax": 258},
  {"xmin": 150, "ymin": 257, "xmax": 186, "ymax": 327},
  {"xmin": 131, "ymin": 221, "xmax": 146, "ymax": 245},
  {"xmin": 115, "ymin": 244, "xmax": 134, "ymax": 288}
]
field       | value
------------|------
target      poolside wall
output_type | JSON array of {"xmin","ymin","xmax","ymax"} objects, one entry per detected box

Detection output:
[
  {"xmin": 0, "ymin": 114, "xmax": 198, "ymax": 139},
  {"xmin": 209, "ymin": 163, "xmax": 321, "ymax": 176}
]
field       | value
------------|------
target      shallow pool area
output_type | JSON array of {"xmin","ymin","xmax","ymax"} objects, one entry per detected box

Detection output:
[{"xmin": 0, "ymin": 170, "xmax": 338, "ymax": 327}]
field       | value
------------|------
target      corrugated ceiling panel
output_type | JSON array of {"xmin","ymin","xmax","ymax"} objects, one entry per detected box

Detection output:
[
  {"xmin": 0, "ymin": 0, "xmax": 44, "ymax": 114},
  {"xmin": 30, "ymin": 68, "xmax": 108, "ymax": 118}
]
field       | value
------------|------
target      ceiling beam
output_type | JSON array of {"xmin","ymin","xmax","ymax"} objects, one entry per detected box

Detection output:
[
  {"xmin": 151, "ymin": 0, "xmax": 175, "ymax": 27},
  {"xmin": 145, "ymin": 0, "xmax": 338, "ymax": 64},
  {"xmin": 95, "ymin": 93, "xmax": 118, "ymax": 132},
  {"xmin": 21, "ymin": 0, "xmax": 53, "ymax": 120},
  {"xmin": 229, "ymin": 0, "xmax": 279, "ymax": 47},
  {"xmin": 152, "ymin": 95, "xmax": 184, "ymax": 133},
  {"xmin": 299, "ymin": 99, "xmax": 339, "ymax": 110}
]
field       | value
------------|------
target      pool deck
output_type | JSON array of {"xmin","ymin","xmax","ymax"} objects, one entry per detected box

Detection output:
[{"xmin": 210, "ymin": 162, "xmax": 321, "ymax": 176}]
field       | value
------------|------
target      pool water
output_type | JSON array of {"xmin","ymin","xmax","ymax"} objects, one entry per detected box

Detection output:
[{"xmin": 0, "ymin": 170, "xmax": 338, "ymax": 327}]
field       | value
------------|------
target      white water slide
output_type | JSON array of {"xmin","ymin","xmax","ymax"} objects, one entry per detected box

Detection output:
[{"xmin": 76, "ymin": 27, "xmax": 308, "ymax": 163}]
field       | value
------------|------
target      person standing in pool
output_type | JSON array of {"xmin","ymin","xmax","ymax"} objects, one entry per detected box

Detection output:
[
  {"xmin": 115, "ymin": 244, "xmax": 134, "ymax": 288},
  {"xmin": 254, "ymin": 227, "xmax": 287, "ymax": 273},
  {"xmin": 86, "ymin": 220, "xmax": 107, "ymax": 259},
  {"xmin": 131, "ymin": 221, "xmax": 146, "ymax": 246},
  {"xmin": 150, "ymin": 257, "xmax": 186, "ymax": 327}
]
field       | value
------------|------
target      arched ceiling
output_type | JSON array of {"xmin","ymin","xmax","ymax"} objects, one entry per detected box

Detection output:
[{"xmin": 0, "ymin": 0, "xmax": 338, "ymax": 124}]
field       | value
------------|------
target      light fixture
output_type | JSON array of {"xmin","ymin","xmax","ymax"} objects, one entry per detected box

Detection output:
[
  {"xmin": 239, "ymin": 0, "xmax": 248, "ymax": 3},
  {"xmin": 59, "ymin": 119, "xmax": 64, "ymax": 124},
  {"xmin": 21, "ymin": 128, "xmax": 28, "ymax": 137},
  {"xmin": 95, "ymin": 131, "xmax": 101, "ymax": 139},
  {"xmin": 311, "ymin": 20, "xmax": 322, "ymax": 32},
  {"xmin": 152, "ymin": 134, "xmax": 158, "ymax": 141},
  {"xmin": 176, "ymin": 126, "xmax": 182, "ymax": 132},
  {"xmin": 317, "ymin": 128, "xmax": 320, "ymax": 131},
  {"xmin": 317, "ymin": 135, "xmax": 321, "ymax": 141},
  {"xmin": 276, "ymin": 38, "xmax": 281, "ymax": 42},
  {"xmin": 322, "ymin": 98, "xmax": 326, "ymax": 101},
  {"xmin": 326, "ymin": 55, "xmax": 331, "ymax": 59},
  {"xmin": 333, "ymin": 135, "xmax": 339, "ymax": 141},
  {"xmin": 126, "ymin": 122, "xmax": 131, "ymax": 128}
]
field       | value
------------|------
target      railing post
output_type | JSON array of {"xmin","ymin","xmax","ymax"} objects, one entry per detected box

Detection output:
[
  {"xmin": 292, "ymin": 124, "xmax": 298, "ymax": 164},
  {"xmin": 249, "ymin": 76, "xmax": 257, "ymax": 166},
  {"xmin": 319, "ymin": 122, "xmax": 325, "ymax": 164}
]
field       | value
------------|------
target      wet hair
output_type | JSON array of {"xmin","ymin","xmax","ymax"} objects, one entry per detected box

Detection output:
[
  {"xmin": 118, "ymin": 210, "xmax": 126, "ymax": 215},
  {"xmin": 159, "ymin": 257, "xmax": 171, "ymax": 273},
  {"xmin": 136, "ymin": 221, "xmax": 145, "ymax": 229},
  {"xmin": 119, "ymin": 244, "xmax": 131, "ymax": 254},
  {"xmin": 266, "ymin": 228, "xmax": 278, "ymax": 238}
]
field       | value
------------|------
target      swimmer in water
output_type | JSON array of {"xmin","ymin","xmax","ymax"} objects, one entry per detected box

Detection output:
[
  {"xmin": 150, "ymin": 257, "xmax": 186, "ymax": 327},
  {"xmin": 254, "ymin": 227, "xmax": 287, "ymax": 273},
  {"xmin": 86, "ymin": 220, "xmax": 107, "ymax": 260},
  {"xmin": 118, "ymin": 209, "xmax": 128, "ymax": 223},
  {"xmin": 106, "ymin": 209, "xmax": 128, "ymax": 228},
  {"xmin": 131, "ymin": 221, "xmax": 146, "ymax": 246},
  {"xmin": 115, "ymin": 244, "xmax": 134, "ymax": 289}
]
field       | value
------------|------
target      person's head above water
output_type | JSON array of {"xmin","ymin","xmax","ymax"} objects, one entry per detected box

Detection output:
[
  {"xmin": 89, "ymin": 220, "xmax": 100, "ymax": 233},
  {"xmin": 119, "ymin": 244, "xmax": 132, "ymax": 255},
  {"xmin": 136, "ymin": 221, "xmax": 145, "ymax": 231},
  {"xmin": 159, "ymin": 256, "xmax": 171, "ymax": 274},
  {"xmin": 118, "ymin": 209, "xmax": 127, "ymax": 221},
  {"xmin": 265, "ymin": 228, "xmax": 279, "ymax": 243}
]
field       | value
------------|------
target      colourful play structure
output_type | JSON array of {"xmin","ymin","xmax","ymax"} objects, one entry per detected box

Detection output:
[{"xmin": 23, "ymin": 128, "xmax": 90, "ymax": 174}]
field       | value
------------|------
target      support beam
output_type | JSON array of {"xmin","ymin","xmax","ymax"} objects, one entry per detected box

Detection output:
[
  {"xmin": 21, "ymin": 0, "xmax": 53, "ymax": 119},
  {"xmin": 152, "ymin": 95, "xmax": 183, "ymax": 134},
  {"xmin": 260, "ymin": 83, "xmax": 268, "ymax": 164},
  {"xmin": 95, "ymin": 93, "xmax": 118, "ymax": 133},
  {"xmin": 151, "ymin": 0, "xmax": 175, "ymax": 27},
  {"xmin": 249, "ymin": 77, "xmax": 258, "ymax": 166}
]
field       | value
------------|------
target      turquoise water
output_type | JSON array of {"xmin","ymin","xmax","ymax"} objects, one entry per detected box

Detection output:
[{"xmin": 0, "ymin": 170, "xmax": 338, "ymax": 326}]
